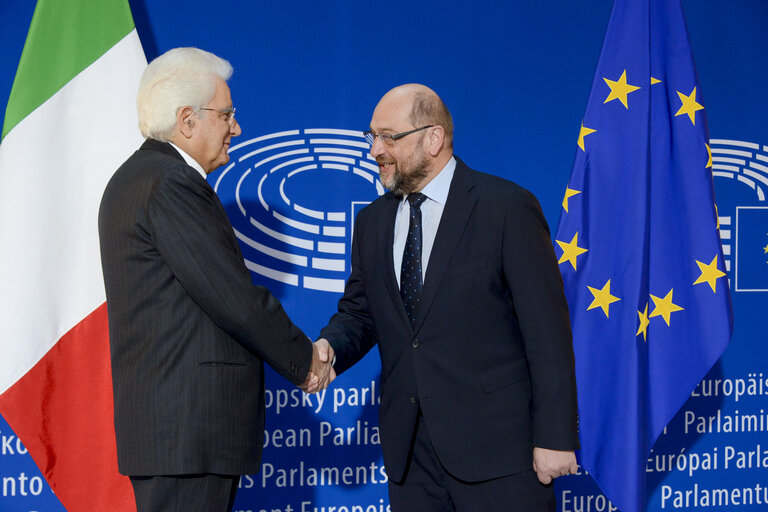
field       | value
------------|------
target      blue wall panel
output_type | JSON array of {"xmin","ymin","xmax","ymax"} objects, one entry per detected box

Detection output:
[{"xmin": 1, "ymin": 1, "xmax": 766, "ymax": 510}]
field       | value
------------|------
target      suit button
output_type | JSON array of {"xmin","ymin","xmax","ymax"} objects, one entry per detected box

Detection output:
[
  {"xmin": 411, "ymin": 339, "xmax": 420, "ymax": 348},
  {"xmin": 410, "ymin": 396, "xmax": 418, "ymax": 405}
]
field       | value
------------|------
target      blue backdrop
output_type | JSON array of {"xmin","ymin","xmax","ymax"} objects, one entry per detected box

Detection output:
[{"xmin": 1, "ymin": 1, "xmax": 767, "ymax": 511}]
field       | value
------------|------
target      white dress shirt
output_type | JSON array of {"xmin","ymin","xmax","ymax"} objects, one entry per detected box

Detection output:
[
  {"xmin": 393, "ymin": 157, "xmax": 456, "ymax": 287},
  {"xmin": 169, "ymin": 141, "xmax": 207, "ymax": 179}
]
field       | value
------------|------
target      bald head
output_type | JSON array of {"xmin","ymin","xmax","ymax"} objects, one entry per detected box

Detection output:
[
  {"xmin": 377, "ymin": 84, "xmax": 454, "ymax": 149},
  {"xmin": 369, "ymin": 84, "xmax": 454, "ymax": 195}
]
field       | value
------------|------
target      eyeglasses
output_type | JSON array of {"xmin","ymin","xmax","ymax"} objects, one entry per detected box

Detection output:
[
  {"xmin": 198, "ymin": 106, "xmax": 236, "ymax": 123},
  {"xmin": 363, "ymin": 125, "xmax": 433, "ymax": 147}
]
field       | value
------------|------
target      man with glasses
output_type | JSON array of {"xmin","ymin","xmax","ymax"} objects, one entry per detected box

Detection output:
[
  {"xmin": 98, "ymin": 48, "xmax": 333, "ymax": 512},
  {"xmin": 318, "ymin": 84, "xmax": 578, "ymax": 511}
]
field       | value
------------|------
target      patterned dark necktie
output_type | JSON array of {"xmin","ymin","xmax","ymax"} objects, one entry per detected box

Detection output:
[{"xmin": 400, "ymin": 193, "xmax": 428, "ymax": 324}]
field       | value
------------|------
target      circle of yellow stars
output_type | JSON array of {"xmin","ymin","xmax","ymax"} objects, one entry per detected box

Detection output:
[
  {"xmin": 574, "ymin": 255, "xmax": 727, "ymax": 343},
  {"xmin": 558, "ymin": 71, "xmax": 727, "ymax": 344},
  {"xmin": 575, "ymin": 73, "xmax": 706, "ymax": 154}
]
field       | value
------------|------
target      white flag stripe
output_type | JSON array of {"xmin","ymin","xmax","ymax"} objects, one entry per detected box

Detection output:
[{"xmin": 0, "ymin": 30, "xmax": 145, "ymax": 394}]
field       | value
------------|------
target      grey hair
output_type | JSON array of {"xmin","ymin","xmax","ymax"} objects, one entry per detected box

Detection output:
[
  {"xmin": 409, "ymin": 91, "xmax": 454, "ymax": 149},
  {"xmin": 137, "ymin": 47, "xmax": 233, "ymax": 141}
]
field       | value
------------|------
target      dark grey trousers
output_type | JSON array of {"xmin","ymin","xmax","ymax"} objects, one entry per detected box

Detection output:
[{"xmin": 129, "ymin": 474, "xmax": 239, "ymax": 512}]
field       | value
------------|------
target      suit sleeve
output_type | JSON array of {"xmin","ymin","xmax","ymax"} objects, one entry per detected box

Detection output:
[
  {"xmin": 319, "ymin": 209, "xmax": 377, "ymax": 374},
  {"xmin": 502, "ymin": 188, "xmax": 580, "ymax": 450},
  {"xmin": 147, "ymin": 169, "xmax": 312, "ymax": 386}
]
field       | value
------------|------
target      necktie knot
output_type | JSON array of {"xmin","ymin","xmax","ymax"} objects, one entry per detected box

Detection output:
[
  {"xmin": 407, "ymin": 192, "xmax": 427, "ymax": 211},
  {"xmin": 401, "ymin": 192, "xmax": 427, "ymax": 325}
]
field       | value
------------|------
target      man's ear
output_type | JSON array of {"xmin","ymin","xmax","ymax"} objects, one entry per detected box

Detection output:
[
  {"xmin": 426, "ymin": 125, "xmax": 445, "ymax": 157},
  {"xmin": 178, "ymin": 106, "xmax": 196, "ymax": 138}
]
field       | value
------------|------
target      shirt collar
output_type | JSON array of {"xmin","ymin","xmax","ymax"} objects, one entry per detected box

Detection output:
[
  {"xmin": 169, "ymin": 142, "xmax": 207, "ymax": 179},
  {"xmin": 412, "ymin": 156, "xmax": 456, "ymax": 206}
]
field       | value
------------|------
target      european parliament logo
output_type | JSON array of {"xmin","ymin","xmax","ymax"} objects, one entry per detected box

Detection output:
[
  {"xmin": 211, "ymin": 129, "xmax": 383, "ymax": 293},
  {"xmin": 711, "ymin": 139, "xmax": 768, "ymax": 292}
]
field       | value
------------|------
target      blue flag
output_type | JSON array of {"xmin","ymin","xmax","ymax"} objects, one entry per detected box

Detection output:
[{"xmin": 554, "ymin": 1, "xmax": 733, "ymax": 511}]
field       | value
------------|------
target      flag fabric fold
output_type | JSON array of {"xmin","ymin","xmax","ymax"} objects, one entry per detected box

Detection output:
[
  {"xmin": 554, "ymin": 1, "xmax": 733, "ymax": 511},
  {"xmin": 0, "ymin": 0, "xmax": 146, "ymax": 509}
]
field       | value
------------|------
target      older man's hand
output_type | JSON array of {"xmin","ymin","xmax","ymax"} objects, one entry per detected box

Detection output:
[
  {"xmin": 532, "ymin": 447, "xmax": 578, "ymax": 484},
  {"xmin": 300, "ymin": 338, "xmax": 336, "ymax": 393}
]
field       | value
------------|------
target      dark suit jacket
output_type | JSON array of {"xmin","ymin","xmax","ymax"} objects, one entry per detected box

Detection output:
[
  {"xmin": 98, "ymin": 139, "xmax": 312, "ymax": 476},
  {"xmin": 320, "ymin": 158, "xmax": 579, "ymax": 483}
]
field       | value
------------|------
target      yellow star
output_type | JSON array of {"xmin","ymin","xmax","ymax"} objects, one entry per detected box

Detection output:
[
  {"xmin": 716, "ymin": 203, "xmax": 720, "ymax": 229},
  {"xmin": 649, "ymin": 289, "xmax": 684, "ymax": 326},
  {"xmin": 577, "ymin": 122, "xmax": 596, "ymax": 151},
  {"xmin": 587, "ymin": 279, "xmax": 621, "ymax": 318},
  {"xmin": 764, "ymin": 243, "xmax": 768, "ymax": 254},
  {"xmin": 603, "ymin": 70, "xmax": 641, "ymax": 109},
  {"xmin": 675, "ymin": 87, "xmax": 704, "ymax": 125},
  {"xmin": 693, "ymin": 255, "xmax": 727, "ymax": 293},
  {"xmin": 651, "ymin": 77, "xmax": 662, "ymax": 85},
  {"xmin": 562, "ymin": 187, "xmax": 581, "ymax": 212},
  {"xmin": 706, "ymin": 143, "xmax": 712, "ymax": 168},
  {"xmin": 637, "ymin": 303, "xmax": 649, "ymax": 342},
  {"xmin": 556, "ymin": 233, "xmax": 588, "ymax": 271}
]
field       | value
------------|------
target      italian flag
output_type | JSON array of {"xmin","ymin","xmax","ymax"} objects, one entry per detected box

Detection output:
[{"xmin": 0, "ymin": 0, "xmax": 146, "ymax": 510}]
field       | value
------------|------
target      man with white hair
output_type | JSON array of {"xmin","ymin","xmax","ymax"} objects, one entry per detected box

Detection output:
[{"xmin": 98, "ymin": 47, "xmax": 334, "ymax": 512}]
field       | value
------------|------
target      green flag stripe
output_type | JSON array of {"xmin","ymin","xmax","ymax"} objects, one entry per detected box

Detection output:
[{"xmin": 2, "ymin": 0, "xmax": 136, "ymax": 140}]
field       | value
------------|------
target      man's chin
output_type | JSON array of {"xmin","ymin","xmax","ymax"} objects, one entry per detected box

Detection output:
[
  {"xmin": 381, "ymin": 177, "xmax": 402, "ymax": 195},
  {"xmin": 215, "ymin": 154, "xmax": 230, "ymax": 169}
]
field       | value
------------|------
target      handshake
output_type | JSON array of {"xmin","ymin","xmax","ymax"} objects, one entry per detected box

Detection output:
[{"xmin": 300, "ymin": 338, "xmax": 336, "ymax": 393}]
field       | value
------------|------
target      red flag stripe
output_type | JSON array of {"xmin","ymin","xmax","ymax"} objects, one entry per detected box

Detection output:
[{"xmin": 0, "ymin": 303, "xmax": 135, "ymax": 511}]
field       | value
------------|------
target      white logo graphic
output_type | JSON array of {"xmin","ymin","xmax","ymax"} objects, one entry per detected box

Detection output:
[
  {"xmin": 711, "ymin": 138, "xmax": 768, "ymax": 291},
  {"xmin": 213, "ymin": 129, "xmax": 384, "ymax": 293}
]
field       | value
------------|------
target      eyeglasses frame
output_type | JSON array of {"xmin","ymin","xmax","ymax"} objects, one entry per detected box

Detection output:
[
  {"xmin": 363, "ymin": 125, "xmax": 434, "ymax": 147},
  {"xmin": 197, "ymin": 106, "xmax": 237, "ymax": 123}
]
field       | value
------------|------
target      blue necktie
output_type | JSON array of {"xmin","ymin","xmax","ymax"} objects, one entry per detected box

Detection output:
[{"xmin": 400, "ymin": 193, "xmax": 428, "ymax": 324}]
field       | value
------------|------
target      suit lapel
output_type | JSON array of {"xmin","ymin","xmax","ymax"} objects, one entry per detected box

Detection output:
[
  {"xmin": 413, "ymin": 159, "xmax": 477, "ymax": 333},
  {"xmin": 143, "ymin": 139, "xmax": 242, "ymax": 255},
  {"xmin": 377, "ymin": 194, "xmax": 412, "ymax": 328}
]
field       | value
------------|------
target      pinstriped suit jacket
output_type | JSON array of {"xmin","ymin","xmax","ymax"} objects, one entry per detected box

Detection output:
[{"xmin": 98, "ymin": 138, "xmax": 312, "ymax": 475}]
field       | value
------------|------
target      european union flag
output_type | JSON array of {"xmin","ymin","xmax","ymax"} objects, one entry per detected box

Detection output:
[{"xmin": 554, "ymin": 1, "xmax": 733, "ymax": 511}]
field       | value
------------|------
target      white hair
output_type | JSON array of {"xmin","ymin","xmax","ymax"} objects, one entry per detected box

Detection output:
[{"xmin": 137, "ymin": 47, "xmax": 233, "ymax": 141}]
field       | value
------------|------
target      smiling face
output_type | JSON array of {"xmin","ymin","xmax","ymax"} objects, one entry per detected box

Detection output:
[
  {"xmin": 368, "ymin": 89, "xmax": 432, "ymax": 196},
  {"xmin": 188, "ymin": 78, "xmax": 241, "ymax": 173}
]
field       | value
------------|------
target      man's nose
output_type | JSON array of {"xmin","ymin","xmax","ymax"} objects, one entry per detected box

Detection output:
[
  {"xmin": 231, "ymin": 117, "xmax": 242, "ymax": 137},
  {"xmin": 369, "ymin": 137, "xmax": 385, "ymax": 158}
]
